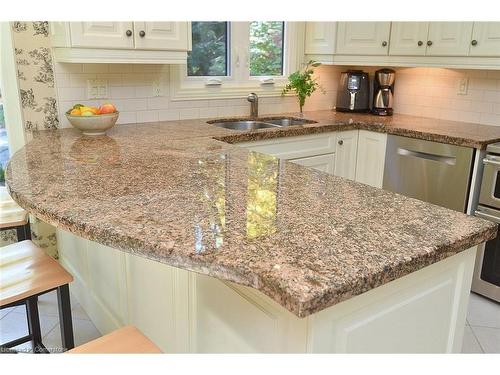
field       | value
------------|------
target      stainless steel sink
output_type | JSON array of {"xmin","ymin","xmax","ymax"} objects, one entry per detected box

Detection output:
[
  {"xmin": 208, "ymin": 117, "xmax": 316, "ymax": 131},
  {"xmin": 211, "ymin": 121, "xmax": 281, "ymax": 131},
  {"xmin": 262, "ymin": 118, "xmax": 313, "ymax": 126}
]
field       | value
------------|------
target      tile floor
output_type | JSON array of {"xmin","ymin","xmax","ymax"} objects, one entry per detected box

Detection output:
[
  {"xmin": 0, "ymin": 290, "xmax": 499, "ymax": 353},
  {"xmin": 0, "ymin": 290, "xmax": 100, "ymax": 353},
  {"xmin": 462, "ymin": 292, "xmax": 500, "ymax": 353}
]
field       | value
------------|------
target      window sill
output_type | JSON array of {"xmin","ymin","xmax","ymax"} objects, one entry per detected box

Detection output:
[{"xmin": 170, "ymin": 82, "xmax": 291, "ymax": 101}]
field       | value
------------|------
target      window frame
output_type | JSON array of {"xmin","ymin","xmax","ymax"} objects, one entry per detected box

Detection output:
[{"xmin": 170, "ymin": 22, "xmax": 305, "ymax": 101}]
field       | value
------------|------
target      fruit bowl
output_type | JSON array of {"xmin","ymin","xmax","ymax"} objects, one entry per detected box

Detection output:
[{"xmin": 66, "ymin": 112, "xmax": 119, "ymax": 136}]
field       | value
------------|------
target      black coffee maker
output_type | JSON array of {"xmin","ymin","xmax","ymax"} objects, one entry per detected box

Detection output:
[
  {"xmin": 372, "ymin": 69, "xmax": 396, "ymax": 116},
  {"xmin": 336, "ymin": 70, "xmax": 370, "ymax": 113}
]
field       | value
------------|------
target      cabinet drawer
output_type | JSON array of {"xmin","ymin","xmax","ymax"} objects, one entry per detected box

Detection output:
[{"xmin": 239, "ymin": 133, "xmax": 337, "ymax": 160}]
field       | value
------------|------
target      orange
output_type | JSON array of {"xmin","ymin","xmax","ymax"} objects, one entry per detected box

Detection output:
[{"xmin": 70, "ymin": 108, "xmax": 81, "ymax": 116}]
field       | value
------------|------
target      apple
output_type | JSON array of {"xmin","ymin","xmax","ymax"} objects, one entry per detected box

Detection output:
[
  {"xmin": 81, "ymin": 111, "xmax": 94, "ymax": 116},
  {"xmin": 98, "ymin": 103, "xmax": 117, "ymax": 114}
]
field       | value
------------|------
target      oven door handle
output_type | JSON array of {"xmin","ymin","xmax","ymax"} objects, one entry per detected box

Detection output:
[
  {"xmin": 475, "ymin": 210, "xmax": 500, "ymax": 224},
  {"xmin": 483, "ymin": 155, "xmax": 500, "ymax": 166}
]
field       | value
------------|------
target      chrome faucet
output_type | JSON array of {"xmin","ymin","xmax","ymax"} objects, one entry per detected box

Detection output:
[{"xmin": 247, "ymin": 93, "xmax": 258, "ymax": 118}]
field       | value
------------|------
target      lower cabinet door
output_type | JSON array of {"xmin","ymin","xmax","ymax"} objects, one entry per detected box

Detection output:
[
  {"xmin": 334, "ymin": 130, "xmax": 359, "ymax": 180},
  {"xmin": 355, "ymin": 130, "xmax": 387, "ymax": 188},
  {"xmin": 289, "ymin": 154, "xmax": 335, "ymax": 174}
]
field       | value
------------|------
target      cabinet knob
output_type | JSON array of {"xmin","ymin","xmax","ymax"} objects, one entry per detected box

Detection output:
[
  {"xmin": 139, "ymin": 30, "xmax": 146, "ymax": 38},
  {"xmin": 382, "ymin": 41, "xmax": 388, "ymax": 47},
  {"xmin": 125, "ymin": 29, "xmax": 132, "ymax": 37},
  {"xmin": 471, "ymin": 39, "xmax": 478, "ymax": 46},
  {"xmin": 417, "ymin": 40, "xmax": 423, "ymax": 46},
  {"xmin": 338, "ymin": 140, "xmax": 344, "ymax": 146},
  {"xmin": 427, "ymin": 40, "xmax": 433, "ymax": 46}
]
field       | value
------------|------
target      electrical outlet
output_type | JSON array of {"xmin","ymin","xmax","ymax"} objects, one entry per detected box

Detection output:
[
  {"xmin": 87, "ymin": 79, "xmax": 108, "ymax": 99},
  {"xmin": 152, "ymin": 80, "xmax": 163, "ymax": 97},
  {"xmin": 457, "ymin": 77, "xmax": 469, "ymax": 95}
]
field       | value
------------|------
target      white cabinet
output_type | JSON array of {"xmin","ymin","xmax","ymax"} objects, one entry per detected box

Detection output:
[
  {"xmin": 69, "ymin": 22, "xmax": 134, "ymax": 49},
  {"xmin": 304, "ymin": 21, "xmax": 500, "ymax": 69},
  {"xmin": 290, "ymin": 154, "xmax": 335, "ymax": 174},
  {"xmin": 133, "ymin": 22, "xmax": 189, "ymax": 51},
  {"xmin": 336, "ymin": 22, "xmax": 391, "ymax": 55},
  {"xmin": 305, "ymin": 22, "xmax": 336, "ymax": 55},
  {"xmin": 240, "ymin": 130, "xmax": 386, "ymax": 186},
  {"xmin": 334, "ymin": 130, "xmax": 358, "ymax": 180},
  {"xmin": 389, "ymin": 22, "xmax": 429, "ymax": 56},
  {"xmin": 50, "ymin": 21, "xmax": 191, "ymax": 64},
  {"xmin": 58, "ymin": 228, "xmax": 477, "ymax": 353},
  {"xmin": 426, "ymin": 22, "xmax": 474, "ymax": 56},
  {"xmin": 390, "ymin": 22, "xmax": 475, "ymax": 57},
  {"xmin": 239, "ymin": 133, "xmax": 337, "ymax": 161},
  {"xmin": 469, "ymin": 22, "xmax": 500, "ymax": 56},
  {"xmin": 355, "ymin": 130, "xmax": 388, "ymax": 188}
]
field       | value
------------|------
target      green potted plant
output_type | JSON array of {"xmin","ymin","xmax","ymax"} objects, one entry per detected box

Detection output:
[{"xmin": 282, "ymin": 60, "xmax": 324, "ymax": 114}]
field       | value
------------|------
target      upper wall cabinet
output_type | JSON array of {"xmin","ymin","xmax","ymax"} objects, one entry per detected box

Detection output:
[
  {"xmin": 304, "ymin": 21, "xmax": 500, "ymax": 69},
  {"xmin": 469, "ymin": 22, "xmax": 500, "ymax": 57},
  {"xmin": 426, "ymin": 22, "xmax": 474, "ymax": 56},
  {"xmin": 305, "ymin": 22, "xmax": 336, "ymax": 55},
  {"xmin": 50, "ymin": 22, "xmax": 191, "ymax": 64},
  {"xmin": 389, "ymin": 22, "xmax": 429, "ymax": 56},
  {"xmin": 336, "ymin": 22, "xmax": 391, "ymax": 55},
  {"xmin": 389, "ymin": 22, "xmax": 474, "ymax": 56},
  {"xmin": 70, "ymin": 22, "xmax": 135, "ymax": 49},
  {"xmin": 133, "ymin": 22, "xmax": 189, "ymax": 51}
]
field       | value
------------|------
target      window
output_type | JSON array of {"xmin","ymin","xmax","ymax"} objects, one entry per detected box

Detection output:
[
  {"xmin": 249, "ymin": 21, "xmax": 284, "ymax": 77},
  {"xmin": 187, "ymin": 22, "xmax": 229, "ymax": 77},
  {"xmin": 171, "ymin": 22, "xmax": 302, "ymax": 100}
]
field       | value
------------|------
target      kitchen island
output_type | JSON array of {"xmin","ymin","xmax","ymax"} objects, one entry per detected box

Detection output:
[{"xmin": 6, "ymin": 111, "xmax": 499, "ymax": 353}]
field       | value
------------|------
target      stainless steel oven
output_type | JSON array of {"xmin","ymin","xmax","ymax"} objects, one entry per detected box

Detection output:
[{"xmin": 473, "ymin": 142, "xmax": 500, "ymax": 302}]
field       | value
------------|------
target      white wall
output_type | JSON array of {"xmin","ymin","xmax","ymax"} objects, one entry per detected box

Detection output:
[{"xmin": 54, "ymin": 63, "xmax": 342, "ymax": 127}]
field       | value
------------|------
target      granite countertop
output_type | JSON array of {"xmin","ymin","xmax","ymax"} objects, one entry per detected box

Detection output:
[
  {"xmin": 214, "ymin": 110, "xmax": 500, "ymax": 149},
  {"xmin": 6, "ymin": 110, "xmax": 498, "ymax": 318}
]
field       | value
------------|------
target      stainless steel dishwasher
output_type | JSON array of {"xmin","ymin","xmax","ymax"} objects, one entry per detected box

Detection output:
[{"xmin": 383, "ymin": 135, "xmax": 474, "ymax": 212}]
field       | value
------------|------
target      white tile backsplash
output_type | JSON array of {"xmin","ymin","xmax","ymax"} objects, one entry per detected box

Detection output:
[
  {"xmin": 54, "ymin": 63, "xmax": 340, "ymax": 127},
  {"xmin": 368, "ymin": 67, "xmax": 500, "ymax": 126},
  {"xmin": 54, "ymin": 62, "xmax": 500, "ymax": 128}
]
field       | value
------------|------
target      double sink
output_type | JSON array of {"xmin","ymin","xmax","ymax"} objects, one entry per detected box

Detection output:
[{"xmin": 208, "ymin": 117, "xmax": 317, "ymax": 131}]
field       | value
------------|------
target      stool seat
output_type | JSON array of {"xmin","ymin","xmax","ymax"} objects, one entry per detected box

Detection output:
[
  {"xmin": 68, "ymin": 326, "xmax": 162, "ymax": 354},
  {"xmin": 0, "ymin": 240, "xmax": 73, "ymax": 306},
  {"xmin": 0, "ymin": 187, "xmax": 28, "ymax": 229}
]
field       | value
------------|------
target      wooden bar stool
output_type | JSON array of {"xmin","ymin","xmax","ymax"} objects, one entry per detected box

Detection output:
[
  {"xmin": 68, "ymin": 326, "xmax": 162, "ymax": 354},
  {"xmin": 0, "ymin": 187, "xmax": 31, "ymax": 241},
  {"xmin": 0, "ymin": 240, "xmax": 75, "ymax": 353}
]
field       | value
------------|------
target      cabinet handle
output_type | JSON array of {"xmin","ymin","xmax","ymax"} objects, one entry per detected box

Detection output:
[
  {"xmin": 427, "ymin": 40, "xmax": 433, "ymax": 46},
  {"xmin": 139, "ymin": 30, "xmax": 146, "ymax": 38},
  {"xmin": 471, "ymin": 39, "xmax": 478, "ymax": 46},
  {"xmin": 382, "ymin": 41, "xmax": 388, "ymax": 47},
  {"xmin": 417, "ymin": 40, "xmax": 423, "ymax": 46},
  {"xmin": 338, "ymin": 140, "xmax": 344, "ymax": 145},
  {"xmin": 125, "ymin": 29, "xmax": 132, "ymax": 37}
]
